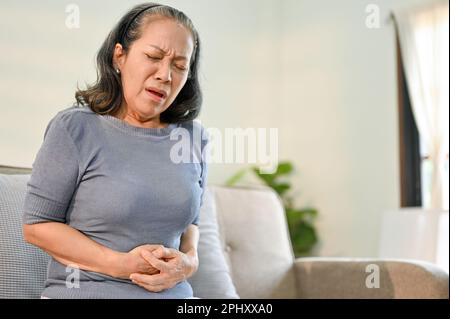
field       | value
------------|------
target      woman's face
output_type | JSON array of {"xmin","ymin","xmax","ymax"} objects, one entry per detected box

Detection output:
[{"xmin": 114, "ymin": 17, "xmax": 194, "ymax": 123}]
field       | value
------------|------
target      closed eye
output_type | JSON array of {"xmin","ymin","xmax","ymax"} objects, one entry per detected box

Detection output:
[
  {"xmin": 145, "ymin": 54, "xmax": 188, "ymax": 72},
  {"xmin": 145, "ymin": 54, "xmax": 161, "ymax": 60},
  {"xmin": 176, "ymin": 65, "xmax": 188, "ymax": 71}
]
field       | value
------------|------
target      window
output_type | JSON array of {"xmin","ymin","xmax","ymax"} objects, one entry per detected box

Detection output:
[
  {"xmin": 395, "ymin": 3, "xmax": 449, "ymax": 210},
  {"xmin": 397, "ymin": 38, "xmax": 422, "ymax": 207},
  {"xmin": 420, "ymin": 139, "xmax": 449, "ymax": 210}
]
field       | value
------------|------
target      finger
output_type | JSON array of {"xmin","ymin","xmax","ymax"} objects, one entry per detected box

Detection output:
[
  {"xmin": 141, "ymin": 250, "xmax": 171, "ymax": 272},
  {"xmin": 151, "ymin": 247, "xmax": 165, "ymax": 259},
  {"xmin": 143, "ymin": 264, "xmax": 160, "ymax": 275},
  {"xmin": 131, "ymin": 273, "xmax": 167, "ymax": 286},
  {"xmin": 163, "ymin": 248, "xmax": 178, "ymax": 258},
  {"xmin": 152, "ymin": 247, "xmax": 175, "ymax": 259},
  {"xmin": 142, "ymin": 244, "xmax": 164, "ymax": 253},
  {"xmin": 140, "ymin": 250, "xmax": 159, "ymax": 267}
]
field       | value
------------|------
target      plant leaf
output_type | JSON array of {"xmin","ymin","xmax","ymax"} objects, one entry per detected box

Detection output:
[
  {"xmin": 291, "ymin": 222, "xmax": 318, "ymax": 255},
  {"xmin": 272, "ymin": 183, "xmax": 291, "ymax": 196},
  {"xmin": 225, "ymin": 168, "xmax": 247, "ymax": 186},
  {"xmin": 227, "ymin": 161, "xmax": 319, "ymax": 256},
  {"xmin": 290, "ymin": 208, "xmax": 318, "ymax": 220},
  {"xmin": 253, "ymin": 167, "xmax": 275, "ymax": 185},
  {"xmin": 275, "ymin": 162, "xmax": 294, "ymax": 176}
]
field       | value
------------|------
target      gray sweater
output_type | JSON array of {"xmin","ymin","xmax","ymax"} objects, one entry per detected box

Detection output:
[{"xmin": 22, "ymin": 105, "xmax": 208, "ymax": 299}]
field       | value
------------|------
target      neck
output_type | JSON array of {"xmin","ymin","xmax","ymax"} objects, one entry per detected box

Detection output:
[{"xmin": 113, "ymin": 105, "xmax": 168, "ymax": 129}]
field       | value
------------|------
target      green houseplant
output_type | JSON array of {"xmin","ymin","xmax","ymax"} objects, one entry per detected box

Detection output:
[{"xmin": 226, "ymin": 162, "xmax": 318, "ymax": 257}]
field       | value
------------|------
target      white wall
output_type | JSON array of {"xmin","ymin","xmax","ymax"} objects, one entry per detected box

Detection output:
[{"xmin": 0, "ymin": 0, "xmax": 438, "ymax": 257}]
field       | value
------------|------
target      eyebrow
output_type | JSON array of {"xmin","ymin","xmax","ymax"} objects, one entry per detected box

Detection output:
[{"xmin": 147, "ymin": 45, "xmax": 188, "ymax": 61}]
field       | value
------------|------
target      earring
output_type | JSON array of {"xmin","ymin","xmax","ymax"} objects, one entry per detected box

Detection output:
[{"xmin": 115, "ymin": 68, "xmax": 121, "ymax": 74}]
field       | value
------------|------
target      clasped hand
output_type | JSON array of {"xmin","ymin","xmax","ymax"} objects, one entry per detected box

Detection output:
[{"xmin": 122, "ymin": 244, "xmax": 198, "ymax": 293}]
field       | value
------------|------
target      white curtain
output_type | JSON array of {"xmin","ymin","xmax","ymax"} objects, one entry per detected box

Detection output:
[{"xmin": 394, "ymin": 1, "xmax": 449, "ymax": 210}]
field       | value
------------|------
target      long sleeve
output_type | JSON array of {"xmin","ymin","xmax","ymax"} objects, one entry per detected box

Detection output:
[
  {"xmin": 191, "ymin": 125, "xmax": 210, "ymax": 226},
  {"xmin": 23, "ymin": 115, "xmax": 82, "ymax": 225}
]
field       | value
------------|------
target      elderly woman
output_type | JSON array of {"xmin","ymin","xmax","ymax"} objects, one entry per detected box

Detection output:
[{"xmin": 22, "ymin": 3, "xmax": 208, "ymax": 299}]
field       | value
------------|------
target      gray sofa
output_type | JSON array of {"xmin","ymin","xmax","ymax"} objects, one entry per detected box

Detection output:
[{"xmin": 0, "ymin": 165, "xmax": 448, "ymax": 298}]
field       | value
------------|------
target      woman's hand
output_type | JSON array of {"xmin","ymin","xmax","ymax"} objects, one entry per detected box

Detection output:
[
  {"xmin": 129, "ymin": 246, "xmax": 199, "ymax": 292},
  {"xmin": 111, "ymin": 244, "xmax": 163, "ymax": 279}
]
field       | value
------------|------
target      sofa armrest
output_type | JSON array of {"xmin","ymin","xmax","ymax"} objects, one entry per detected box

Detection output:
[{"xmin": 293, "ymin": 257, "xmax": 449, "ymax": 299}]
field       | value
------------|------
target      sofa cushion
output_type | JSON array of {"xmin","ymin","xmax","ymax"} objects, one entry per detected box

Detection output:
[
  {"xmin": 187, "ymin": 187, "xmax": 239, "ymax": 298},
  {"xmin": 213, "ymin": 186, "xmax": 298, "ymax": 298},
  {"xmin": 0, "ymin": 174, "xmax": 50, "ymax": 298}
]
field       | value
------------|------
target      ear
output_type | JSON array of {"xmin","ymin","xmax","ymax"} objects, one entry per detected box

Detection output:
[{"xmin": 113, "ymin": 43, "xmax": 126, "ymax": 70}]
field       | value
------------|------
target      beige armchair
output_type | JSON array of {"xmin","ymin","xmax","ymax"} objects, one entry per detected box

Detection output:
[{"xmin": 210, "ymin": 186, "xmax": 449, "ymax": 299}]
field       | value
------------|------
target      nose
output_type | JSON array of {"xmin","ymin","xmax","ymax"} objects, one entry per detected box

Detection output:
[{"xmin": 155, "ymin": 61, "xmax": 172, "ymax": 83}]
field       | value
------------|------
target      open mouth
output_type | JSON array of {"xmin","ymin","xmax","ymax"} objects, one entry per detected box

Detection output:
[{"xmin": 146, "ymin": 89, "xmax": 164, "ymax": 98}]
